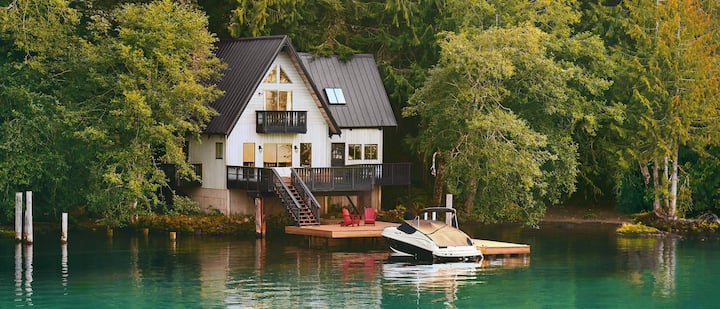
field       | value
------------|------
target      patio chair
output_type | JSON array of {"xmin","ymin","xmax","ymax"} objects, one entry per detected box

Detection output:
[
  {"xmin": 364, "ymin": 207, "xmax": 376, "ymax": 225},
  {"xmin": 341, "ymin": 208, "xmax": 360, "ymax": 227}
]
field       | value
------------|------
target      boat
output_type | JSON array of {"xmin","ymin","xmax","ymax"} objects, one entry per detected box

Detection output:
[{"xmin": 381, "ymin": 207, "xmax": 483, "ymax": 263}]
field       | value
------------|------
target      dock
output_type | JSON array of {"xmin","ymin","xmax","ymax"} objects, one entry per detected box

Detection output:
[{"xmin": 285, "ymin": 222, "xmax": 530, "ymax": 258}]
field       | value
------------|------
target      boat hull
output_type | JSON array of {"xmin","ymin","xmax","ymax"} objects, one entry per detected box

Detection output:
[{"xmin": 382, "ymin": 226, "xmax": 482, "ymax": 263}]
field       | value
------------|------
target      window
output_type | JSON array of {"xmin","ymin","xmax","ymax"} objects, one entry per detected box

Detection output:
[
  {"xmin": 263, "ymin": 143, "xmax": 292, "ymax": 167},
  {"xmin": 324, "ymin": 88, "xmax": 346, "ymax": 104},
  {"xmin": 264, "ymin": 65, "xmax": 292, "ymax": 84},
  {"xmin": 364, "ymin": 144, "xmax": 378, "ymax": 160},
  {"xmin": 265, "ymin": 90, "xmax": 292, "ymax": 111},
  {"xmin": 300, "ymin": 143, "xmax": 312, "ymax": 167},
  {"xmin": 243, "ymin": 143, "xmax": 255, "ymax": 167},
  {"xmin": 348, "ymin": 144, "xmax": 362, "ymax": 160},
  {"xmin": 215, "ymin": 142, "xmax": 224, "ymax": 159}
]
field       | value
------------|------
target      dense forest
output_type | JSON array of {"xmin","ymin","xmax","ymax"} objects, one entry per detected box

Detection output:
[{"xmin": 1, "ymin": 0, "xmax": 718, "ymax": 227}]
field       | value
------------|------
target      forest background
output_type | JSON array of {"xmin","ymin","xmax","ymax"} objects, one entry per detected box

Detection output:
[{"xmin": 1, "ymin": 0, "xmax": 718, "ymax": 228}]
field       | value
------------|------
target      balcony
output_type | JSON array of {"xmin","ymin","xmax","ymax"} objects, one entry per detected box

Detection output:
[
  {"xmin": 256, "ymin": 111, "xmax": 307, "ymax": 133},
  {"xmin": 161, "ymin": 163, "xmax": 202, "ymax": 188}
]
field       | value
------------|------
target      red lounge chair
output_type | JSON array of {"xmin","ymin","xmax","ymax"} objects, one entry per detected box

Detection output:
[
  {"xmin": 341, "ymin": 208, "xmax": 360, "ymax": 226},
  {"xmin": 364, "ymin": 207, "xmax": 376, "ymax": 225}
]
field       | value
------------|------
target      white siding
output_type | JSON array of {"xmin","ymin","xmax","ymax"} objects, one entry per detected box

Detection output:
[
  {"xmin": 227, "ymin": 53, "xmax": 332, "ymax": 168},
  {"xmin": 189, "ymin": 134, "xmax": 227, "ymax": 190},
  {"xmin": 329, "ymin": 128, "xmax": 384, "ymax": 165}
]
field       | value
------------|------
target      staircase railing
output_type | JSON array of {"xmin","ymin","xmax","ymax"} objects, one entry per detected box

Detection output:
[
  {"xmin": 270, "ymin": 169, "xmax": 303, "ymax": 226},
  {"xmin": 291, "ymin": 168, "xmax": 321, "ymax": 222}
]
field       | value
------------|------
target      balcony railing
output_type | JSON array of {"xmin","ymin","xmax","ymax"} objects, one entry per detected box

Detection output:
[
  {"xmin": 226, "ymin": 163, "xmax": 411, "ymax": 193},
  {"xmin": 227, "ymin": 166, "xmax": 274, "ymax": 193},
  {"xmin": 351, "ymin": 163, "xmax": 412, "ymax": 186},
  {"xmin": 256, "ymin": 111, "xmax": 307, "ymax": 133},
  {"xmin": 161, "ymin": 163, "xmax": 202, "ymax": 188}
]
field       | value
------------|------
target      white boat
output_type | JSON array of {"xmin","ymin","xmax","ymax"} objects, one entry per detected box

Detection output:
[{"xmin": 381, "ymin": 207, "xmax": 483, "ymax": 263}]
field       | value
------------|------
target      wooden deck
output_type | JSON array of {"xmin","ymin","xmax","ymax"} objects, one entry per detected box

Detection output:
[{"xmin": 285, "ymin": 222, "xmax": 530, "ymax": 257}]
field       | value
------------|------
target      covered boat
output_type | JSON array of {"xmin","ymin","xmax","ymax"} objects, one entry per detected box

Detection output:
[{"xmin": 381, "ymin": 207, "xmax": 482, "ymax": 263}]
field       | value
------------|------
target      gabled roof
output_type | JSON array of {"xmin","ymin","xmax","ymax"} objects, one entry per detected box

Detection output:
[
  {"xmin": 206, "ymin": 36, "xmax": 339, "ymax": 135},
  {"xmin": 298, "ymin": 53, "xmax": 397, "ymax": 128}
]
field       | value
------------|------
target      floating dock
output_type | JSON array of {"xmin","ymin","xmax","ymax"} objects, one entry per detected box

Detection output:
[{"xmin": 285, "ymin": 222, "xmax": 530, "ymax": 257}]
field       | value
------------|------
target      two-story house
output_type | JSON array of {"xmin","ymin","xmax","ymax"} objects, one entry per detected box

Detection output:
[{"xmin": 178, "ymin": 35, "xmax": 408, "ymax": 226}]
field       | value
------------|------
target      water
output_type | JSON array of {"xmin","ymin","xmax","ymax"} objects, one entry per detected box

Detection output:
[{"xmin": 2, "ymin": 222, "xmax": 719, "ymax": 308}]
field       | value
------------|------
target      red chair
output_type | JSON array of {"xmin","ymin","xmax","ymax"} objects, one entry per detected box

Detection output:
[
  {"xmin": 364, "ymin": 207, "xmax": 376, "ymax": 225},
  {"xmin": 341, "ymin": 208, "xmax": 360, "ymax": 226}
]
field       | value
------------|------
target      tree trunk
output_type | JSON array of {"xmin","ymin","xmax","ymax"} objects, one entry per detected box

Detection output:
[
  {"xmin": 652, "ymin": 158, "xmax": 662, "ymax": 215},
  {"xmin": 639, "ymin": 162, "xmax": 651, "ymax": 186},
  {"xmin": 432, "ymin": 156, "xmax": 445, "ymax": 207},
  {"xmin": 663, "ymin": 155, "xmax": 670, "ymax": 211},
  {"xmin": 463, "ymin": 177, "xmax": 478, "ymax": 217},
  {"xmin": 669, "ymin": 144, "xmax": 679, "ymax": 219}
]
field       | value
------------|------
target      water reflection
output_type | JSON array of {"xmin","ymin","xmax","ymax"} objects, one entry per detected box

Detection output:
[
  {"xmin": 617, "ymin": 236, "xmax": 678, "ymax": 297},
  {"xmin": 14, "ymin": 243, "xmax": 33, "ymax": 306},
  {"xmin": 61, "ymin": 243, "xmax": 68, "ymax": 294}
]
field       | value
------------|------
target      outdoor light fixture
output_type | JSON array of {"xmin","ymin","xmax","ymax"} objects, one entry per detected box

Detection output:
[
  {"xmin": 258, "ymin": 145, "xmax": 262, "ymax": 151},
  {"xmin": 294, "ymin": 145, "xmax": 299, "ymax": 153}
]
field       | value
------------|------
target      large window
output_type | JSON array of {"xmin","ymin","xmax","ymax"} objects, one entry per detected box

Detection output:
[
  {"xmin": 263, "ymin": 143, "xmax": 292, "ymax": 167},
  {"xmin": 265, "ymin": 90, "xmax": 292, "ymax": 111},
  {"xmin": 364, "ymin": 144, "xmax": 378, "ymax": 160},
  {"xmin": 242, "ymin": 143, "xmax": 255, "ymax": 167},
  {"xmin": 348, "ymin": 144, "xmax": 362, "ymax": 160}
]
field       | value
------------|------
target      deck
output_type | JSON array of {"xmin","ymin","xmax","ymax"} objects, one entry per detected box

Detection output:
[{"xmin": 285, "ymin": 222, "xmax": 530, "ymax": 257}]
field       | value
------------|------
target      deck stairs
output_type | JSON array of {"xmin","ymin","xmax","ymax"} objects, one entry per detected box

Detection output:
[{"xmin": 270, "ymin": 169, "xmax": 320, "ymax": 226}]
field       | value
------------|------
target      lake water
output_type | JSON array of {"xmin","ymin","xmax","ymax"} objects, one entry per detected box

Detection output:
[{"xmin": 1, "ymin": 222, "xmax": 718, "ymax": 308}]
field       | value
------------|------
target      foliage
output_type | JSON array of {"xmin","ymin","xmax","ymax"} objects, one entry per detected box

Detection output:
[
  {"xmin": 616, "ymin": 222, "xmax": 661, "ymax": 234},
  {"xmin": 137, "ymin": 213, "xmax": 256, "ymax": 235},
  {"xmin": 0, "ymin": 0, "xmax": 223, "ymax": 227},
  {"xmin": 378, "ymin": 205, "xmax": 407, "ymax": 223},
  {"xmin": 169, "ymin": 195, "xmax": 201, "ymax": 215}
]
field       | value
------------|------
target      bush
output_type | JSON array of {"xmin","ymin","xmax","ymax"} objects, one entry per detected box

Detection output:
[
  {"xmin": 170, "ymin": 196, "xmax": 201, "ymax": 215},
  {"xmin": 616, "ymin": 223, "xmax": 661, "ymax": 234}
]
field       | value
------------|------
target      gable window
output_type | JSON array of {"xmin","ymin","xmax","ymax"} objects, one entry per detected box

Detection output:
[
  {"xmin": 215, "ymin": 142, "xmax": 224, "ymax": 159},
  {"xmin": 348, "ymin": 144, "xmax": 362, "ymax": 160},
  {"xmin": 264, "ymin": 65, "xmax": 292, "ymax": 84},
  {"xmin": 324, "ymin": 88, "xmax": 346, "ymax": 104},
  {"xmin": 364, "ymin": 144, "xmax": 378, "ymax": 160},
  {"xmin": 265, "ymin": 90, "xmax": 292, "ymax": 111}
]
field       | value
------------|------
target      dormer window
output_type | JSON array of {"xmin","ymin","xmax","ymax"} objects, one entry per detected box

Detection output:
[
  {"xmin": 325, "ymin": 88, "xmax": 346, "ymax": 104},
  {"xmin": 264, "ymin": 65, "xmax": 291, "ymax": 83}
]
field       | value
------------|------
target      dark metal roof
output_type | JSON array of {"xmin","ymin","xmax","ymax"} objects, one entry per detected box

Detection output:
[
  {"xmin": 205, "ymin": 36, "xmax": 340, "ymax": 135},
  {"xmin": 298, "ymin": 53, "xmax": 397, "ymax": 128}
]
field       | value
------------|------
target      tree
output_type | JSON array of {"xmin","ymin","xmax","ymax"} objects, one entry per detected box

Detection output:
[
  {"xmin": 404, "ymin": 0, "xmax": 615, "ymax": 225},
  {"xmin": 612, "ymin": 0, "xmax": 720, "ymax": 219},
  {"xmin": 0, "ymin": 0, "xmax": 223, "ymax": 226}
]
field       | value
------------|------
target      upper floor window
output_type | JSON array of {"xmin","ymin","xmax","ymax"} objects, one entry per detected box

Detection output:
[
  {"xmin": 265, "ymin": 90, "xmax": 292, "ymax": 110},
  {"xmin": 324, "ymin": 88, "xmax": 346, "ymax": 104},
  {"xmin": 264, "ymin": 65, "xmax": 292, "ymax": 84}
]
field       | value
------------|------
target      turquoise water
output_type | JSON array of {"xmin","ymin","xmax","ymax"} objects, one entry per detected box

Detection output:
[{"xmin": 2, "ymin": 222, "xmax": 718, "ymax": 308}]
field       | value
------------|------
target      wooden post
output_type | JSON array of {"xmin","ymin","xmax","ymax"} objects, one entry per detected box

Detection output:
[
  {"xmin": 24, "ymin": 191, "xmax": 33, "ymax": 244},
  {"xmin": 15, "ymin": 192, "xmax": 22, "ymax": 242},
  {"xmin": 61, "ymin": 213, "xmax": 68, "ymax": 244},
  {"xmin": 255, "ymin": 197, "xmax": 264, "ymax": 239},
  {"xmin": 169, "ymin": 231, "xmax": 177, "ymax": 241},
  {"xmin": 445, "ymin": 194, "xmax": 453, "ymax": 226}
]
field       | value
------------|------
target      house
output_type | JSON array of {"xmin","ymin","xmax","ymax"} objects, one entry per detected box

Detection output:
[{"xmin": 178, "ymin": 35, "xmax": 408, "ymax": 226}]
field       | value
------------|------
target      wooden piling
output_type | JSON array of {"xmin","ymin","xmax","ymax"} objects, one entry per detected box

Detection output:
[
  {"xmin": 23, "ymin": 191, "xmax": 33, "ymax": 244},
  {"xmin": 15, "ymin": 192, "xmax": 22, "ymax": 242},
  {"xmin": 169, "ymin": 231, "xmax": 177, "ymax": 241},
  {"xmin": 61, "ymin": 212, "xmax": 68, "ymax": 244}
]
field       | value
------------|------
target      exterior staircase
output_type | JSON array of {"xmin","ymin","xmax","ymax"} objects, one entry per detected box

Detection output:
[{"xmin": 270, "ymin": 169, "xmax": 320, "ymax": 226}]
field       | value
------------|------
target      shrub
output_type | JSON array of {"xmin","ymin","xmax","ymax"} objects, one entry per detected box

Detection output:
[{"xmin": 616, "ymin": 223, "xmax": 661, "ymax": 234}]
